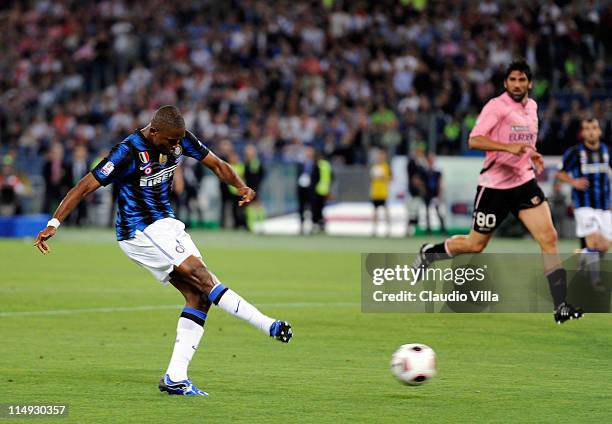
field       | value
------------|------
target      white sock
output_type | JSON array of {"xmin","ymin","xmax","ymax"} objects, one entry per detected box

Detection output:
[
  {"xmin": 165, "ymin": 315, "xmax": 204, "ymax": 382},
  {"xmin": 209, "ymin": 283, "xmax": 275, "ymax": 335}
]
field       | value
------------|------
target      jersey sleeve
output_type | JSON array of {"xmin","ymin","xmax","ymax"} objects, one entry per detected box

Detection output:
[
  {"xmin": 469, "ymin": 100, "xmax": 500, "ymax": 138},
  {"xmin": 91, "ymin": 142, "xmax": 133, "ymax": 186},
  {"xmin": 181, "ymin": 130, "xmax": 210, "ymax": 161},
  {"xmin": 561, "ymin": 147, "xmax": 579, "ymax": 173}
]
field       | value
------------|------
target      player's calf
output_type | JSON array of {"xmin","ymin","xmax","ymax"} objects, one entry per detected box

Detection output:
[{"xmin": 169, "ymin": 274, "xmax": 211, "ymax": 311}]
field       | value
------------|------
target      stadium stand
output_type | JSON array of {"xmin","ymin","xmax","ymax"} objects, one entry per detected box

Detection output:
[{"xmin": 0, "ymin": 0, "xmax": 610, "ymax": 220}]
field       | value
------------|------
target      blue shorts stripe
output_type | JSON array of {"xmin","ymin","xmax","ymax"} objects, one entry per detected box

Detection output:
[
  {"xmin": 142, "ymin": 231, "xmax": 174, "ymax": 261},
  {"xmin": 182, "ymin": 307, "xmax": 207, "ymax": 320},
  {"xmin": 208, "ymin": 283, "xmax": 227, "ymax": 303}
]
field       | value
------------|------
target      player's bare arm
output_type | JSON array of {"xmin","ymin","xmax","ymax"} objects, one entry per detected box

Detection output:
[
  {"xmin": 201, "ymin": 151, "xmax": 256, "ymax": 206},
  {"xmin": 34, "ymin": 173, "xmax": 101, "ymax": 254},
  {"xmin": 469, "ymin": 135, "xmax": 534, "ymax": 156},
  {"xmin": 555, "ymin": 170, "xmax": 589, "ymax": 190}
]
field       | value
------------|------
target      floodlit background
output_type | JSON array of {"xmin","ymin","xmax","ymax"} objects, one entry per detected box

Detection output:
[{"xmin": 1, "ymin": 0, "xmax": 610, "ymax": 237}]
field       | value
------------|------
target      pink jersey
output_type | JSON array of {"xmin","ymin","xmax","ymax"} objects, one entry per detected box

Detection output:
[{"xmin": 470, "ymin": 92, "xmax": 538, "ymax": 189}]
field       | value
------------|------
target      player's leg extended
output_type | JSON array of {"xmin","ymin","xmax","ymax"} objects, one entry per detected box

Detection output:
[
  {"xmin": 415, "ymin": 185, "xmax": 501, "ymax": 269},
  {"xmin": 445, "ymin": 230, "xmax": 493, "ymax": 255},
  {"xmin": 518, "ymin": 202, "xmax": 582, "ymax": 321},
  {"xmin": 518, "ymin": 202, "xmax": 561, "ymax": 270},
  {"xmin": 174, "ymin": 255, "xmax": 292, "ymax": 342},
  {"xmin": 164, "ymin": 274, "xmax": 210, "ymax": 383},
  {"xmin": 413, "ymin": 229, "xmax": 494, "ymax": 271}
]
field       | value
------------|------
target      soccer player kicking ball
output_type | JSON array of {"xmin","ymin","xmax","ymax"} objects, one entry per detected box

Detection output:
[
  {"xmin": 34, "ymin": 106, "xmax": 292, "ymax": 396},
  {"xmin": 556, "ymin": 118, "xmax": 610, "ymax": 292},
  {"xmin": 413, "ymin": 60, "xmax": 583, "ymax": 324}
]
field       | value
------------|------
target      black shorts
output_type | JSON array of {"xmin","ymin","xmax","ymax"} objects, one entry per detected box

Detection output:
[
  {"xmin": 371, "ymin": 199, "xmax": 386, "ymax": 208},
  {"xmin": 472, "ymin": 179, "xmax": 546, "ymax": 234}
]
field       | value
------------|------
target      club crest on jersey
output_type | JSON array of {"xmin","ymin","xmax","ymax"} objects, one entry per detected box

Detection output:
[
  {"xmin": 173, "ymin": 145, "xmax": 182, "ymax": 157},
  {"xmin": 159, "ymin": 154, "xmax": 167, "ymax": 165},
  {"xmin": 143, "ymin": 167, "xmax": 153, "ymax": 175},
  {"xmin": 531, "ymin": 196, "xmax": 541, "ymax": 205},
  {"xmin": 138, "ymin": 151, "xmax": 150, "ymax": 163}
]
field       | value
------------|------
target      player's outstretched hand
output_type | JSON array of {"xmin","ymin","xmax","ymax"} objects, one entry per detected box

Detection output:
[
  {"xmin": 572, "ymin": 177, "xmax": 590, "ymax": 191},
  {"xmin": 506, "ymin": 144, "xmax": 534, "ymax": 156},
  {"xmin": 34, "ymin": 226, "xmax": 56, "ymax": 255},
  {"xmin": 237, "ymin": 186, "xmax": 256, "ymax": 206},
  {"xmin": 530, "ymin": 152, "xmax": 544, "ymax": 174}
]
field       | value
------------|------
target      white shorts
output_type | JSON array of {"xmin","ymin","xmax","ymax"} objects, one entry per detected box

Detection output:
[
  {"xmin": 574, "ymin": 207, "xmax": 612, "ymax": 240},
  {"xmin": 119, "ymin": 218, "xmax": 202, "ymax": 284}
]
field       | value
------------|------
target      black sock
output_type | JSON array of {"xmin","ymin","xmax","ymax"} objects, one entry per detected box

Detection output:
[
  {"xmin": 424, "ymin": 241, "xmax": 452, "ymax": 261},
  {"xmin": 546, "ymin": 268, "xmax": 567, "ymax": 309}
]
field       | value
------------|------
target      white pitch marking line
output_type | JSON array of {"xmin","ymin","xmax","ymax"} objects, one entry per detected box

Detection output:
[{"xmin": 0, "ymin": 302, "xmax": 358, "ymax": 317}]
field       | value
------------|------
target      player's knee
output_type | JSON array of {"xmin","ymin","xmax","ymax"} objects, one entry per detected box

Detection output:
[
  {"xmin": 188, "ymin": 265, "xmax": 215, "ymax": 294},
  {"xmin": 178, "ymin": 260, "xmax": 215, "ymax": 294},
  {"xmin": 469, "ymin": 238, "xmax": 488, "ymax": 253},
  {"xmin": 596, "ymin": 235, "xmax": 609, "ymax": 252},
  {"xmin": 471, "ymin": 242, "xmax": 486, "ymax": 253},
  {"xmin": 539, "ymin": 228, "xmax": 558, "ymax": 247}
]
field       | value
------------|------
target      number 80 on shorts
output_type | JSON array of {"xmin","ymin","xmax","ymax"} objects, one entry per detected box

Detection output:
[{"xmin": 474, "ymin": 211, "xmax": 496, "ymax": 230}]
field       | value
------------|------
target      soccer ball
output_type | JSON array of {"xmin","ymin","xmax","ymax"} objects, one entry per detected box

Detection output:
[{"xmin": 390, "ymin": 343, "xmax": 437, "ymax": 386}]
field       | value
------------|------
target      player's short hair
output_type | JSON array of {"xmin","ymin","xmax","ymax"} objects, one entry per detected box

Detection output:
[
  {"xmin": 151, "ymin": 105, "xmax": 185, "ymax": 130},
  {"xmin": 505, "ymin": 59, "xmax": 532, "ymax": 81},
  {"xmin": 581, "ymin": 116, "xmax": 599, "ymax": 125}
]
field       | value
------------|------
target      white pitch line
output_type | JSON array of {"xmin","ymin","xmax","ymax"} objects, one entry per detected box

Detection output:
[{"xmin": 0, "ymin": 302, "xmax": 358, "ymax": 318}]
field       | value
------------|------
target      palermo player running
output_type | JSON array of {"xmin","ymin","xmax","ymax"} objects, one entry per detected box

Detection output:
[
  {"xmin": 413, "ymin": 60, "xmax": 583, "ymax": 323},
  {"xmin": 34, "ymin": 106, "xmax": 292, "ymax": 396},
  {"xmin": 556, "ymin": 118, "xmax": 610, "ymax": 292}
]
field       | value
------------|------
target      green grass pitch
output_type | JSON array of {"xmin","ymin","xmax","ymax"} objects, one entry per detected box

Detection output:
[{"xmin": 1, "ymin": 230, "xmax": 611, "ymax": 423}]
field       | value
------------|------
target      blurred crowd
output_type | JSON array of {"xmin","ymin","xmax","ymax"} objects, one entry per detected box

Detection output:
[{"xmin": 0, "ymin": 0, "xmax": 611, "ymax": 220}]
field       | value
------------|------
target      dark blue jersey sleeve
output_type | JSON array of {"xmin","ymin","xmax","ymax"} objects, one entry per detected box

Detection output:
[
  {"xmin": 91, "ymin": 141, "xmax": 134, "ymax": 186},
  {"xmin": 181, "ymin": 130, "xmax": 210, "ymax": 161},
  {"xmin": 561, "ymin": 146, "xmax": 579, "ymax": 173}
]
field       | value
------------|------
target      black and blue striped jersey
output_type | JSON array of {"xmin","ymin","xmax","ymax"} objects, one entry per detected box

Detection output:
[
  {"xmin": 561, "ymin": 143, "xmax": 611, "ymax": 210},
  {"xmin": 91, "ymin": 130, "xmax": 209, "ymax": 240}
]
